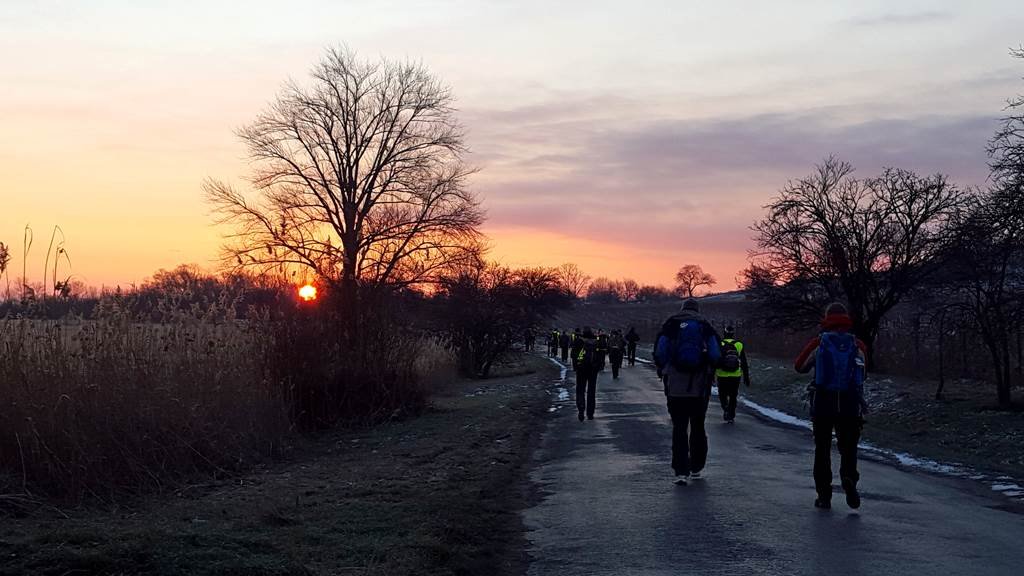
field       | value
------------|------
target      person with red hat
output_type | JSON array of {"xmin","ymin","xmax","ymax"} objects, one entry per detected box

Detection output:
[{"xmin": 795, "ymin": 302, "xmax": 869, "ymax": 510}]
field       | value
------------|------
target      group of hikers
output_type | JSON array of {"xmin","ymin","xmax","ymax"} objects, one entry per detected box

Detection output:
[
  {"xmin": 547, "ymin": 298, "xmax": 867, "ymax": 511},
  {"xmin": 548, "ymin": 326, "xmax": 642, "ymax": 419}
]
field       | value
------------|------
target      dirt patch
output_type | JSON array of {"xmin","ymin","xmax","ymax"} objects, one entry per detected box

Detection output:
[
  {"xmin": 742, "ymin": 355, "xmax": 1024, "ymax": 479},
  {"xmin": 0, "ymin": 355, "xmax": 556, "ymax": 576}
]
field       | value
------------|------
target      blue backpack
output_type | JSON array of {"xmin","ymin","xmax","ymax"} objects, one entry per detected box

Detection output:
[
  {"xmin": 815, "ymin": 332, "xmax": 863, "ymax": 392},
  {"xmin": 666, "ymin": 319, "xmax": 708, "ymax": 373}
]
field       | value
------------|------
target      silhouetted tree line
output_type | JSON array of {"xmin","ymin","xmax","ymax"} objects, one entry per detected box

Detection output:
[{"xmin": 743, "ymin": 48, "xmax": 1024, "ymax": 408}]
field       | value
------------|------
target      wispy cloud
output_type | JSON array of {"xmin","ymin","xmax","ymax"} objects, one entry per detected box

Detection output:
[
  {"xmin": 470, "ymin": 98, "xmax": 996, "ymax": 259},
  {"xmin": 844, "ymin": 11, "xmax": 953, "ymax": 28}
]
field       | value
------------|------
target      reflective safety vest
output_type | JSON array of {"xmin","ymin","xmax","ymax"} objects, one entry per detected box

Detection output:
[{"xmin": 715, "ymin": 338, "xmax": 744, "ymax": 378}]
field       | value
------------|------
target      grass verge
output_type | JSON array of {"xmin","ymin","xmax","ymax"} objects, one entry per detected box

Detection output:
[
  {"xmin": 742, "ymin": 355, "xmax": 1024, "ymax": 479},
  {"xmin": 0, "ymin": 354, "xmax": 554, "ymax": 576}
]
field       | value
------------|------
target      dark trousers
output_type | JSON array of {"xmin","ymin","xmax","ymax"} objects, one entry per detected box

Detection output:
[
  {"xmin": 813, "ymin": 415, "xmax": 861, "ymax": 500},
  {"xmin": 561, "ymin": 346, "xmax": 569, "ymax": 363},
  {"xmin": 667, "ymin": 395, "xmax": 709, "ymax": 475},
  {"xmin": 717, "ymin": 376, "xmax": 740, "ymax": 420},
  {"xmin": 627, "ymin": 343, "xmax": 637, "ymax": 366},
  {"xmin": 576, "ymin": 369, "xmax": 598, "ymax": 417},
  {"xmin": 609, "ymin": 350, "xmax": 623, "ymax": 379}
]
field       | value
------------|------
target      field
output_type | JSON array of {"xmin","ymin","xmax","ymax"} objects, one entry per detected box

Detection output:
[
  {"xmin": 0, "ymin": 313, "xmax": 289, "ymax": 503},
  {"xmin": 0, "ymin": 354, "xmax": 552, "ymax": 576}
]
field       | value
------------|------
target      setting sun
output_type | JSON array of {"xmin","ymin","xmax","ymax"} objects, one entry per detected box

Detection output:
[{"xmin": 298, "ymin": 284, "xmax": 317, "ymax": 301}]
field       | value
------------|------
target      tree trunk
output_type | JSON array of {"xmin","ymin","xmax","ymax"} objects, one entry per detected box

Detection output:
[
  {"xmin": 935, "ymin": 313, "xmax": 946, "ymax": 400},
  {"xmin": 1001, "ymin": 332, "xmax": 1013, "ymax": 408}
]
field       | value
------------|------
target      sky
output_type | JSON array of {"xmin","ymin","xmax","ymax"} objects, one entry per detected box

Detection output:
[{"xmin": 1, "ymin": 0, "xmax": 1022, "ymax": 291}]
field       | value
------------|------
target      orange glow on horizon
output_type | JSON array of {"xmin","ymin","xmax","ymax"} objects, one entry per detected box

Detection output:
[{"xmin": 483, "ymin": 226, "xmax": 744, "ymax": 291}]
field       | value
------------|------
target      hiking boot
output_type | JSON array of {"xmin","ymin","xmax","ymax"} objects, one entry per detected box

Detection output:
[
  {"xmin": 689, "ymin": 471, "xmax": 703, "ymax": 481},
  {"xmin": 578, "ymin": 411, "xmax": 585, "ymax": 422},
  {"xmin": 814, "ymin": 498, "xmax": 831, "ymax": 510},
  {"xmin": 842, "ymin": 477, "xmax": 861, "ymax": 509},
  {"xmin": 673, "ymin": 475, "xmax": 689, "ymax": 486}
]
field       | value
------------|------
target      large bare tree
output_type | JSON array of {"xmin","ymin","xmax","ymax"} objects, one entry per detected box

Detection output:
[
  {"xmin": 205, "ymin": 47, "xmax": 484, "ymax": 321},
  {"xmin": 556, "ymin": 262, "xmax": 591, "ymax": 299},
  {"xmin": 674, "ymin": 264, "xmax": 716, "ymax": 298},
  {"xmin": 746, "ymin": 156, "xmax": 969, "ymax": 361}
]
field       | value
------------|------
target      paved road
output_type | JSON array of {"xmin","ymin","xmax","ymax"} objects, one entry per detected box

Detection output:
[{"xmin": 524, "ymin": 360, "xmax": 1024, "ymax": 576}]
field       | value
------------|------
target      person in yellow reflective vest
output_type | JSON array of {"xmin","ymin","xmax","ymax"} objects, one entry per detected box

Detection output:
[{"xmin": 715, "ymin": 326, "xmax": 751, "ymax": 423}]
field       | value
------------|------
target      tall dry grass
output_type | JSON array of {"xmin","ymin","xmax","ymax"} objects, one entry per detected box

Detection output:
[{"xmin": 0, "ymin": 296, "xmax": 290, "ymax": 503}]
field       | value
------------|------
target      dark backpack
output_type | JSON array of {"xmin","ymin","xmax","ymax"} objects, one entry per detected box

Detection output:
[
  {"xmin": 667, "ymin": 319, "xmax": 708, "ymax": 373},
  {"xmin": 720, "ymin": 339, "xmax": 741, "ymax": 372},
  {"xmin": 576, "ymin": 339, "xmax": 599, "ymax": 370},
  {"xmin": 815, "ymin": 332, "xmax": 863, "ymax": 392}
]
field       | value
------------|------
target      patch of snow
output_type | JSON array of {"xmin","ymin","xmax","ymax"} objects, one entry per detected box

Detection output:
[
  {"xmin": 546, "ymin": 357, "xmax": 568, "ymax": 381},
  {"xmin": 887, "ymin": 451, "xmax": 964, "ymax": 475},
  {"xmin": 556, "ymin": 388, "xmax": 570, "ymax": 402},
  {"xmin": 738, "ymin": 398, "xmax": 1024, "ymax": 503},
  {"xmin": 738, "ymin": 397, "xmax": 812, "ymax": 430}
]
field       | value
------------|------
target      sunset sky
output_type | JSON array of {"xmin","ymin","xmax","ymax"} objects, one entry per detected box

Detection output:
[{"xmin": 2, "ymin": 0, "xmax": 1022, "ymax": 291}]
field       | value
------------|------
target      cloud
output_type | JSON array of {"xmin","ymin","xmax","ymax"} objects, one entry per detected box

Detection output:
[
  {"xmin": 844, "ymin": 11, "xmax": 953, "ymax": 28},
  {"xmin": 468, "ymin": 98, "xmax": 997, "ymax": 262}
]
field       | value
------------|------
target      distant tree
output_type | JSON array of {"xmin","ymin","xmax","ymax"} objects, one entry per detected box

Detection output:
[
  {"xmin": 674, "ymin": 264, "xmax": 716, "ymax": 298},
  {"xmin": 621, "ymin": 278, "xmax": 640, "ymax": 302},
  {"xmin": 747, "ymin": 156, "xmax": 970, "ymax": 362},
  {"xmin": 637, "ymin": 284, "xmax": 674, "ymax": 302},
  {"xmin": 587, "ymin": 277, "xmax": 624, "ymax": 303},
  {"xmin": 438, "ymin": 262, "xmax": 570, "ymax": 377},
  {"xmin": 556, "ymin": 263, "xmax": 591, "ymax": 299},
  {"xmin": 205, "ymin": 47, "xmax": 483, "ymax": 336}
]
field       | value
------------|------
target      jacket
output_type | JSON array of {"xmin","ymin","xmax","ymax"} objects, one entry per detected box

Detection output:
[
  {"xmin": 716, "ymin": 338, "xmax": 750, "ymax": 386},
  {"xmin": 654, "ymin": 311, "xmax": 721, "ymax": 398}
]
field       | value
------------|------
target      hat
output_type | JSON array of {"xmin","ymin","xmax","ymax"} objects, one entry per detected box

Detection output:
[
  {"xmin": 681, "ymin": 298, "xmax": 699, "ymax": 312},
  {"xmin": 724, "ymin": 325, "xmax": 735, "ymax": 338},
  {"xmin": 825, "ymin": 302, "xmax": 848, "ymax": 316}
]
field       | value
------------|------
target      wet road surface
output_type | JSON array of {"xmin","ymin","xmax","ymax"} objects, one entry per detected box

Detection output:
[{"xmin": 524, "ymin": 361, "xmax": 1024, "ymax": 575}]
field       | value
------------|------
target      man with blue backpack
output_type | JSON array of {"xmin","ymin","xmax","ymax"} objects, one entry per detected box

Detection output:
[
  {"xmin": 795, "ymin": 302, "xmax": 868, "ymax": 510},
  {"xmin": 655, "ymin": 298, "xmax": 721, "ymax": 485}
]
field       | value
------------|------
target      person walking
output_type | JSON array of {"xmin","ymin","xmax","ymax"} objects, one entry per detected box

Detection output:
[
  {"xmin": 549, "ymin": 328, "xmax": 560, "ymax": 357},
  {"xmin": 574, "ymin": 327, "xmax": 603, "ymax": 421},
  {"xmin": 715, "ymin": 325, "xmax": 751, "ymax": 423},
  {"xmin": 795, "ymin": 302, "xmax": 868, "ymax": 510},
  {"xmin": 524, "ymin": 328, "xmax": 536, "ymax": 352},
  {"xmin": 625, "ymin": 326, "xmax": 640, "ymax": 366},
  {"xmin": 596, "ymin": 330, "xmax": 609, "ymax": 370},
  {"xmin": 655, "ymin": 298, "xmax": 720, "ymax": 485},
  {"xmin": 570, "ymin": 327, "xmax": 583, "ymax": 372},
  {"xmin": 608, "ymin": 329, "xmax": 626, "ymax": 379},
  {"xmin": 559, "ymin": 329, "xmax": 571, "ymax": 364}
]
